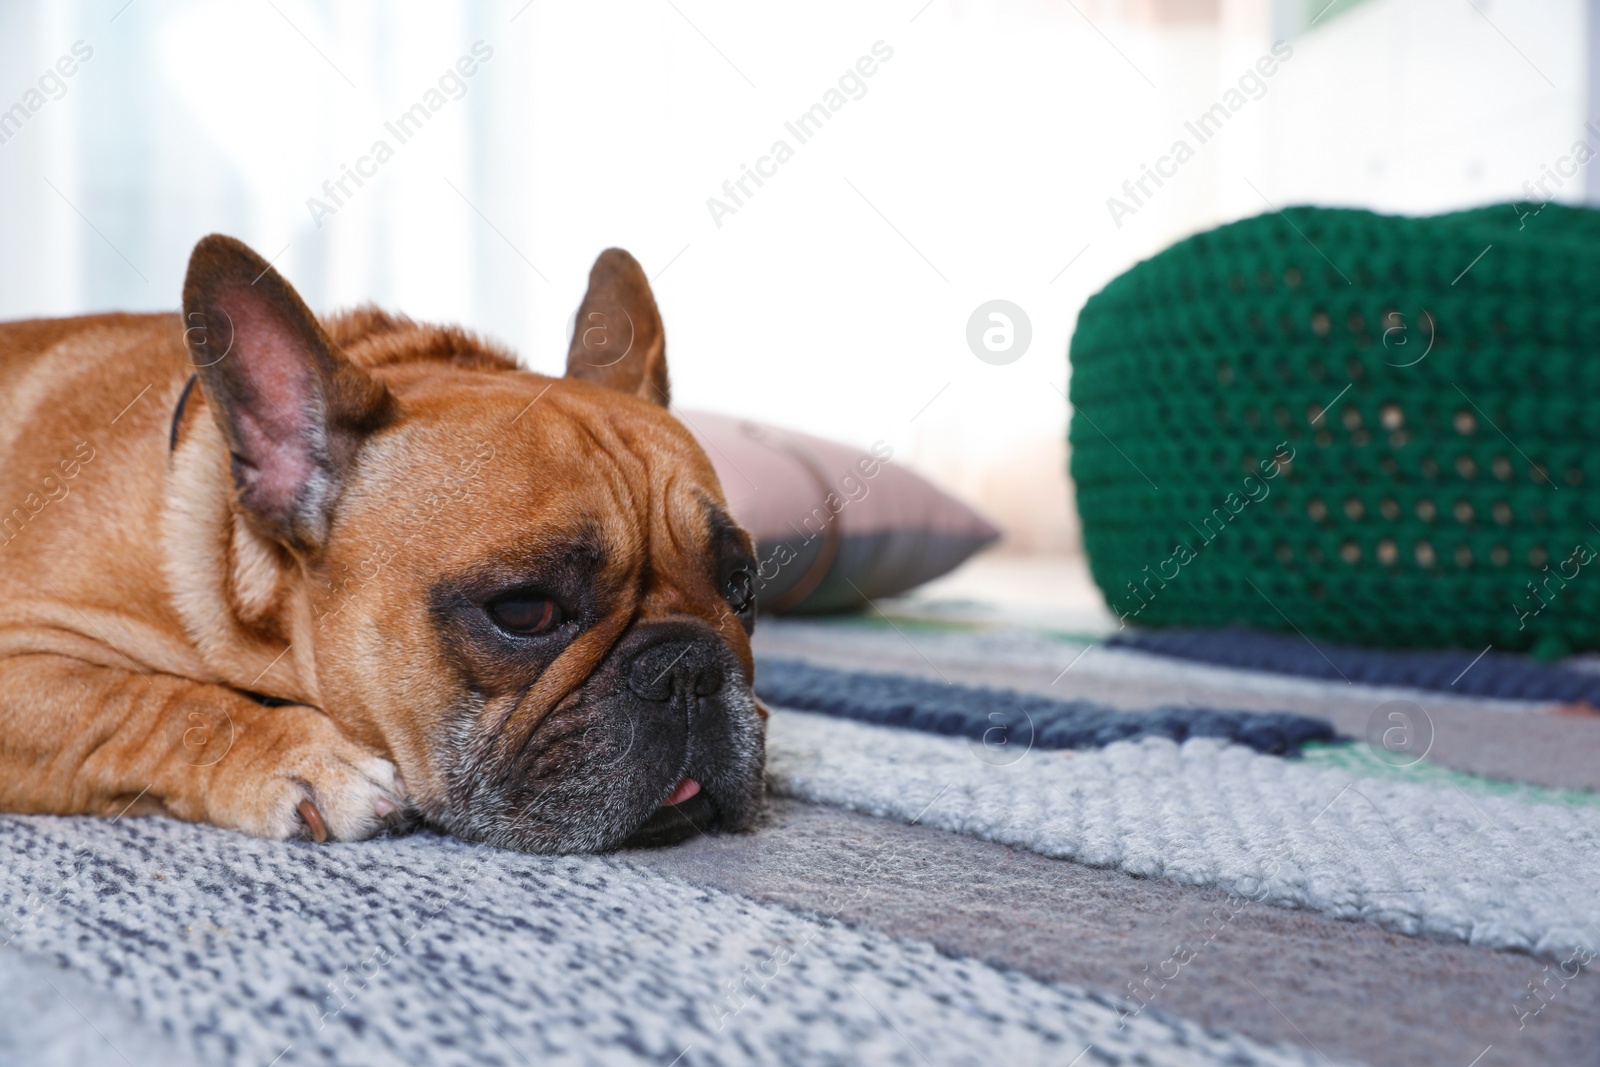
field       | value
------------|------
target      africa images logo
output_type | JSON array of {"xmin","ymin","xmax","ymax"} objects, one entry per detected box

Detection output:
[
  {"xmin": 1105, "ymin": 40, "xmax": 1293, "ymax": 228},
  {"xmin": 705, "ymin": 41, "xmax": 894, "ymax": 229},
  {"xmin": 305, "ymin": 41, "xmax": 494, "ymax": 228}
]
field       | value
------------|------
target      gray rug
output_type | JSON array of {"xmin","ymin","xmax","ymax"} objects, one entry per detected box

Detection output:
[
  {"xmin": 0, "ymin": 811, "xmax": 1317, "ymax": 1067},
  {"xmin": 5, "ymin": 616, "xmax": 1598, "ymax": 1066},
  {"xmin": 641, "ymin": 798, "xmax": 1600, "ymax": 1067}
]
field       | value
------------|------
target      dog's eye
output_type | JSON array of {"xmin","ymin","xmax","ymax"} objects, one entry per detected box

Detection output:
[
  {"xmin": 724, "ymin": 569, "xmax": 755, "ymax": 615},
  {"xmin": 488, "ymin": 594, "xmax": 563, "ymax": 635}
]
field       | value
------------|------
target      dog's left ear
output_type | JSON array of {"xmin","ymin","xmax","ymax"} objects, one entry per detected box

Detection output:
[
  {"xmin": 181, "ymin": 234, "xmax": 395, "ymax": 554},
  {"xmin": 565, "ymin": 248, "xmax": 669, "ymax": 406}
]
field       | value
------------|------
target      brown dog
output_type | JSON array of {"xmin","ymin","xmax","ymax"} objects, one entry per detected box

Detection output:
[{"xmin": 0, "ymin": 235, "xmax": 765, "ymax": 852}]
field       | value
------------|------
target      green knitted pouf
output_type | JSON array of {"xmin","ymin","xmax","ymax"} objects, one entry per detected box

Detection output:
[{"xmin": 1069, "ymin": 203, "xmax": 1600, "ymax": 655}]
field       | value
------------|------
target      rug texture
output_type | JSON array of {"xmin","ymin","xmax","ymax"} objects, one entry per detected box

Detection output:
[
  {"xmin": 1, "ymin": 812, "xmax": 1320, "ymax": 1067},
  {"xmin": 1108, "ymin": 626, "xmax": 1600, "ymax": 701},
  {"xmin": 755, "ymin": 657, "xmax": 1338, "ymax": 754},
  {"xmin": 765, "ymin": 710, "xmax": 1600, "ymax": 956},
  {"xmin": 4, "ymin": 615, "xmax": 1598, "ymax": 1066}
]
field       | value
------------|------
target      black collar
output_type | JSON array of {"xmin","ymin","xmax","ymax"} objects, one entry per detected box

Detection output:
[{"xmin": 169, "ymin": 374, "xmax": 198, "ymax": 452}]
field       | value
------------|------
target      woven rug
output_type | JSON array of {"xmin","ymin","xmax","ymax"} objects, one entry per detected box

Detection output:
[{"xmin": 3, "ymin": 615, "xmax": 1598, "ymax": 1066}]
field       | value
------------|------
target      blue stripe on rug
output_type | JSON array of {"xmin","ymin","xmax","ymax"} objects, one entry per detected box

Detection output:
[
  {"xmin": 754, "ymin": 658, "xmax": 1338, "ymax": 756},
  {"xmin": 1106, "ymin": 628, "xmax": 1600, "ymax": 704}
]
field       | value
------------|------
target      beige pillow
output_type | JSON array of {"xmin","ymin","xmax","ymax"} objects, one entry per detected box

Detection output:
[{"xmin": 678, "ymin": 410, "xmax": 1000, "ymax": 613}]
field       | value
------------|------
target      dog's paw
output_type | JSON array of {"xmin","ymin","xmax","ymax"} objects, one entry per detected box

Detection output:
[{"xmin": 199, "ymin": 704, "xmax": 409, "ymax": 842}]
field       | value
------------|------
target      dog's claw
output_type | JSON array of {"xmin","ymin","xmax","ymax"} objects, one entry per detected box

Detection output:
[{"xmin": 297, "ymin": 799, "xmax": 329, "ymax": 842}]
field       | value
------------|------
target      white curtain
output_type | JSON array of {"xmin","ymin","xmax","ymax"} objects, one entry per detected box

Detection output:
[{"xmin": 0, "ymin": 0, "xmax": 1584, "ymax": 553}]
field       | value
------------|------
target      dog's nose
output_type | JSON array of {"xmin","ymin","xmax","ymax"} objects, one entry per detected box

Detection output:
[{"xmin": 626, "ymin": 639, "xmax": 726, "ymax": 702}]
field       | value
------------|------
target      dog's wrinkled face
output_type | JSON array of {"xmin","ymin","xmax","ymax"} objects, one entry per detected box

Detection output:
[
  {"xmin": 318, "ymin": 373, "xmax": 765, "ymax": 852},
  {"xmin": 180, "ymin": 236, "xmax": 764, "ymax": 852}
]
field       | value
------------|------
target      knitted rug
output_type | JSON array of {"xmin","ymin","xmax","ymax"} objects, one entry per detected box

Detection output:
[
  {"xmin": 3, "ymin": 615, "xmax": 1597, "ymax": 1066},
  {"xmin": 1108, "ymin": 626, "xmax": 1600, "ymax": 703},
  {"xmin": 3, "ymin": 815, "xmax": 1317, "ymax": 1067},
  {"xmin": 755, "ymin": 658, "xmax": 1338, "ymax": 754}
]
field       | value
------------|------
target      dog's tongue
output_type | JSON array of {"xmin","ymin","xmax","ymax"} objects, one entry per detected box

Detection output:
[{"xmin": 663, "ymin": 776, "xmax": 701, "ymax": 807}]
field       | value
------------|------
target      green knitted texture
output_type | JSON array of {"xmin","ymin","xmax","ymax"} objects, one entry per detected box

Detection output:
[{"xmin": 1069, "ymin": 203, "xmax": 1600, "ymax": 654}]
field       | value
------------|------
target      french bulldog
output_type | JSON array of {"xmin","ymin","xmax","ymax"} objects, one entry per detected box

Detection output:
[{"xmin": 0, "ymin": 235, "xmax": 765, "ymax": 852}]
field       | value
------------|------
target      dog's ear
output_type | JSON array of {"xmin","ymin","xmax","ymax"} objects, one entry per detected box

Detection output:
[
  {"xmin": 181, "ymin": 234, "xmax": 395, "ymax": 554},
  {"xmin": 565, "ymin": 248, "xmax": 669, "ymax": 406}
]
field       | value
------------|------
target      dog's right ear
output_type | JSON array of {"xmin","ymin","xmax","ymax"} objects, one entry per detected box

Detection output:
[
  {"xmin": 564, "ymin": 248, "xmax": 670, "ymax": 406},
  {"xmin": 181, "ymin": 234, "xmax": 394, "ymax": 555}
]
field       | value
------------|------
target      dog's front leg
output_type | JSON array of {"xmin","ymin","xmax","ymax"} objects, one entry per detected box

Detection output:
[{"xmin": 0, "ymin": 653, "xmax": 407, "ymax": 841}]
